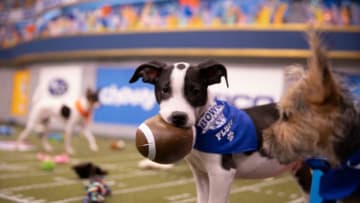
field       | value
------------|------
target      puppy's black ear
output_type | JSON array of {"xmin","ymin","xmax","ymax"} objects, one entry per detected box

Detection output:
[
  {"xmin": 198, "ymin": 60, "xmax": 229, "ymax": 87},
  {"xmin": 85, "ymin": 87, "xmax": 99, "ymax": 102},
  {"xmin": 86, "ymin": 87, "xmax": 93, "ymax": 96},
  {"xmin": 129, "ymin": 61, "xmax": 166, "ymax": 84}
]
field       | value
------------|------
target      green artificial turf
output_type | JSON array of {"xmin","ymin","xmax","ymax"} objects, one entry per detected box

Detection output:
[{"xmin": 0, "ymin": 127, "xmax": 305, "ymax": 203}]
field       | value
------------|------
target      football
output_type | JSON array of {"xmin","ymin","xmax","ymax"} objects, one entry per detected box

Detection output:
[{"xmin": 135, "ymin": 114, "xmax": 194, "ymax": 164}]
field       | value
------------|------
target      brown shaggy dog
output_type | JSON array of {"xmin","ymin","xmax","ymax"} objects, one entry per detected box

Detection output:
[{"xmin": 262, "ymin": 31, "xmax": 360, "ymax": 202}]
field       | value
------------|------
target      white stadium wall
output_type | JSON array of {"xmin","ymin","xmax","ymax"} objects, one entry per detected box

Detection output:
[
  {"xmin": 1, "ymin": 59, "xmax": 359, "ymax": 139},
  {"xmin": 209, "ymin": 63, "xmax": 285, "ymax": 109}
]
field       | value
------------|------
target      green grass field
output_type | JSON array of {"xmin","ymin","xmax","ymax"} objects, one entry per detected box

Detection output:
[{"xmin": 0, "ymin": 127, "xmax": 305, "ymax": 203}]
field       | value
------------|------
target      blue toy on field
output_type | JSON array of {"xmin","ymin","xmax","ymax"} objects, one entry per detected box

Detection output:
[{"xmin": 0, "ymin": 125, "xmax": 14, "ymax": 136}]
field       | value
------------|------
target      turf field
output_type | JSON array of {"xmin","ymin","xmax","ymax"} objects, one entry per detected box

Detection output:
[{"xmin": 0, "ymin": 127, "xmax": 305, "ymax": 203}]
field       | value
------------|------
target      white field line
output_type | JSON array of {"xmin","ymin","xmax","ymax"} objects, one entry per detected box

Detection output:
[
  {"xmin": 165, "ymin": 193, "xmax": 192, "ymax": 201},
  {"xmin": 0, "ymin": 156, "xmax": 143, "ymax": 180},
  {"xmin": 110, "ymin": 165, "xmax": 189, "ymax": 180},
  {"xmin": 75, "ymin": 153, "xmax": 141, "ymax": 162},
  {"xmin": 1, "ymin": 179, "xmax": 77, "ymax": 193},
  {"xmin": 0, "ymin": 149, "xmax": 139, "ymax": 167},
  {"xmin": 0, "ymin": 162, "xmax": 35, "ymax": 172},
  {"xmin": 0, "ymin": 168, "xmax": 71, "ymax": 179},
  {"xmin": 114, "ymin": 178, "xmax": 193, "ymax": 195},
  {"xmin": 287, "ymin": 197, "xmax": 306, "ymax": 203},
  {"xmin": 230, "ymin": 177, "xmax": 292, "ymax": 193},
  {"xmin": 50, "ymin": 178, "xmax": 195, "ymax": 203},
  {"xmin": 0, "ymin": 165, "xmax": 178, "ymax": 193},
  {"xmin": 0, "ymin": 154, "xmax": 38, "ymax": 162},
  {"xmin": 51, "ymin": 176, "xmax": 293, "ymax": 203},
  {"xmin": 0, "ymin": 154, "xmax": 135, "ymax": 175},
  {"xmin": 171, "ymin": 197, "xmax": 197, "ymax": 203},
  {"xmin": 0, "ymin": 170, "xmax": 165, "ymax": 202},
  {"xmin": 170, "ymin": 177, "xmax": 293, "ymax": 203},
  {"xmin": 108, "ymin": 170, "xmax": 158, "ymax": 180},
  {"xmin": 0, "ymin": 175, "xmax": 295, "ymax": 203},
  {"xmin": 0, "ymin": 192, "xmax": 44, "ymax": 203}
]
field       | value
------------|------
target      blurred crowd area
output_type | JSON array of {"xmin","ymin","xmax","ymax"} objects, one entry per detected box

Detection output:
[
  {"xmin": 0, "ymin": 0, "xmax": 38, "ymax": 10},
  {"xmin": 1, "ymin": 0, "xmax": 360, "ymax": 48}
]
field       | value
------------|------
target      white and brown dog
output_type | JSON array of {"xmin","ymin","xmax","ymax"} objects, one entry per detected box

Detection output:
[
  {"xmin": 130, "ymin": 60, "xmax": 312, "ymax": 203},
  {"xmin": 16, "ymin": 88, "xmax": 99, "ymax": 154}
]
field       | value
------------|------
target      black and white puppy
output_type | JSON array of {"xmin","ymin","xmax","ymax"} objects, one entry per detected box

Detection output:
[
  {"xmin": 16, "ymin": 88, "xmax": 100, "ymax": 154},
  {"xmin": 130, "ymin": 60, "xmax": 311, "ymax": 203}
]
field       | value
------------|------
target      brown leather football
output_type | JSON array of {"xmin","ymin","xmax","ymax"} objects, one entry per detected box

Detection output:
[{"xmin": 135, "ymin": 114, "xmax": 194, "ymax": 164}]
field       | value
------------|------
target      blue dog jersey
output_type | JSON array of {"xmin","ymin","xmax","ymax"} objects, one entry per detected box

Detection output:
[
  {"xmin": 306, "ymin": 149, "xmax": 360, "ymax": 201},
  {"xmin": 194, "ymin": 99, "xmax": 258, "ymax": 154}
]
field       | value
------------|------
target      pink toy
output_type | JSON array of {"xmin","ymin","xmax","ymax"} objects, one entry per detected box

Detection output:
[
  {"xmin": 37, "ymin": 152, "xmax": 51, "ymax": 161},
  {"xmin": 54, "ymin": 153, "xmax": 70, "ymax": 164},
  {"xmin": 36, "ymin": 152, "xmax": 70, "ymax": 164}
]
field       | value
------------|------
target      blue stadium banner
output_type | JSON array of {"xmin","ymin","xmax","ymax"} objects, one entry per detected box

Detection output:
[{"xmin": 94, "ymin": 67, "xmax": 159, "ymax": 125}]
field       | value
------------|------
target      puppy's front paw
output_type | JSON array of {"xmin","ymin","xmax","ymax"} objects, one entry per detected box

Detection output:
[
  {"xmin": 15, "ymin": 142, "xmax": 21, "ymax": 151},
  {"xmin": 90, "ymin": 144, "xmax": 99, "ymax": 152},
  {"xmin": 138, "ymin": 159, "xmax": 174, "ymax": 170}
]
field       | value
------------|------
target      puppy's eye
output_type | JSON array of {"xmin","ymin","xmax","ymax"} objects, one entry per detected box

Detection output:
[
  {"xmin": 282, "ymin": 111, "xmax": 290, "ymax": 121},
  {"xmin": 191, "ymin": 88, "xmax": 200, "ymax": 95},
  {"xmin": 187, "ymin": 85, "xmax": 200, "ymax": 95}
]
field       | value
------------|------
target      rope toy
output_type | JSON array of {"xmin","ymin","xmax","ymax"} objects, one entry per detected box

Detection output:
[{"xmin": 83, "ymin": 176, "xmax": 111, "ymax": 203}]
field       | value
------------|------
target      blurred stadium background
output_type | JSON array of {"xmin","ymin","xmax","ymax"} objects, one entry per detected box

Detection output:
[{"xmin": 0, "ymin": 0, "xmax": 359, "ymax": 202}]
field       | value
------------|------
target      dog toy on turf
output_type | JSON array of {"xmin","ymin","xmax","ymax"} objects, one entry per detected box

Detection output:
[
  {"xmin": 48, "ymin": 133, "xmax": 63, "ymax": 142},
  {"xmin": 37, "ymin": 152, "xmax": 70, "ymax": 164},
  {"xmin": 0, "ymin": 125, "xmax": 13, "ymax": 136},
  {"xmin": 41, "ymin": 159, "xmax": 55, "ymax": 171},
  {"xmin": 83, "ymin": 176, "xmax": 111, "ymax": 203},
  {"xmin": 53, "ymin": 153, "xmax": 70, "ymax": 164},
  {"xmin": 110, "ymin": 140, "xmax": 126, "ymax": 150}
]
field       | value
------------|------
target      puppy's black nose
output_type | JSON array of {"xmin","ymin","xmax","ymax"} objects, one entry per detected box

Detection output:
[{"xmin": 170, "ymin": 112, "xmax": 188, "ymax": 128}]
